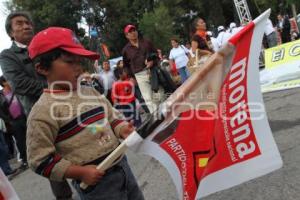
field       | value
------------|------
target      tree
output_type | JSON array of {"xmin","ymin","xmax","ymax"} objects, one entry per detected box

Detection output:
[
  {"xmin": 84, "ymin": 0, "xmax": 150, "ymax": 56},
  {"xmin": 7, "ymin": 0, "xmax": 298, "ymax": 59},
  {"xmin": 9, "ymin": 0, "xmax": 83, "ymax": 32},
  {"xmin": 139, "ymin": 3, "xmax": 177, "ymax": 54}
]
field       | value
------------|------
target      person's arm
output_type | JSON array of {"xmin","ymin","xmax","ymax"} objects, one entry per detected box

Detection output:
[
  {"xmin": 111, "ymin": 82, "xmax": 117, "ymax": 105},
  {"xmin": 0, "ymin": 50, "xmax": 46, "ymax": 98},
  {"xmin": 27, "ymin": 106, "xmax": 72, "ymax": 181},
  {"xmin": 182, "ymin": 45, "xmax": 191, "ymax": 59},
  {"xmin": 169, "ymin": 59, "xmax": 175, "ymax": 68},
  {"xmin": 119, "ymin": 121, "xmax": 135, "ymax": 139},
  {"xmin": 169, "ymin": 51, "xmax": 175, "ymax": 68}
]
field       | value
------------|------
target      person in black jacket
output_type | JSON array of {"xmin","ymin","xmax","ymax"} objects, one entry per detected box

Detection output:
[
  {"xmin": 277, "ymin": 14, "xmax": 291, "ymax": 44},
  {"xmin": 0, "ymin": 11, "xmax": 73, "ymax": 200},
  {"xmin": 0, "ymin": 12, "xmax": 47, "ymax": 116}
]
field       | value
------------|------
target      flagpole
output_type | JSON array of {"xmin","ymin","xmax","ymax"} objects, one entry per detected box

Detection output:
[{"xmin": 80, "ymin": 44, "xmax": 235, "ymax": 190}]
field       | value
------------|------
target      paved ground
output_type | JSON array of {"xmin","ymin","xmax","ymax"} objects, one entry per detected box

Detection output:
[{"xmin": 9, "ymin": 87, "xmax": 300, "ymax": 200}]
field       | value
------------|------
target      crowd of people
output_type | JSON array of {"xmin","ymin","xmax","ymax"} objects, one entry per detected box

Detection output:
[{"xmin": 0, "ymin": 9, "xmax": 299, "ymax": 200}]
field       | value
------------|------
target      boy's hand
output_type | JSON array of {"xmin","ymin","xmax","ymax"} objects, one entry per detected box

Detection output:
[
  {"xmin": 80, "ymin": 165, "xmax": 104, "ymax": 185},
  {"xmin": 120, "ymin": 121, "xmax": 135, "ymax": 139}
]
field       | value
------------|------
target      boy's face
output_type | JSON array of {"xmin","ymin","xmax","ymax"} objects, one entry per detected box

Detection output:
[{"xmin": 43, "ymin": 53, "xmax": 83, "ymax": 90}]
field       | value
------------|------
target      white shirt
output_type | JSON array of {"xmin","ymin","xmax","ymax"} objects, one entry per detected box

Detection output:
[
  {"xmin": 265, "ymin": 19, "xmax": 275, "ymax": 36},
  {"xmin": 210, "ymin": 37, "xmax": 219, "ymax": 52},
  {"xmin": 97, "ymin": 70, "xmax": 116, "ymax": 90},
  {"xmin": 216, "ymin": 31, "xmax": 231, "ymax": 48},
  {"xmin": 169, "ymin": 45, "xmax": 189, "ymax": 69},
  {"xmin": 14, "ymin": 41, "xmax": 27, "ymax": 48},
  {"xmin": 278, "ymin": 20, "xmax": 283, "ymax": 29}
]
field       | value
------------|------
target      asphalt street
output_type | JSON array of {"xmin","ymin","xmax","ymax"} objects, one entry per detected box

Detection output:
[{"xmin": 9, "ymin": 87, "xmax": 300, "ymax": 200}]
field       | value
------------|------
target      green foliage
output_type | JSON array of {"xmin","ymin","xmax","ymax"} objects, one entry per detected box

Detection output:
[
  {"xmin": 10, "ymin": 0, "xmax": 82, "ymax": 32},
  {"xmin": 6, "ymin": 0, "xmax": 300, "ymax": 58},
  {"xmin": 139, "ymin": 3, "xmax": 176, "ymax": 54}
]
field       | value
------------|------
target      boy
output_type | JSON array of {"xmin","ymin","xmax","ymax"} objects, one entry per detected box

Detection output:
[
  {"xmin": 112, "ymin": 67, "xmax": 141, "ymax": 127},
  {"xmin": 27, "ymin": 27, "xmax": 144, "ymax": 200}
]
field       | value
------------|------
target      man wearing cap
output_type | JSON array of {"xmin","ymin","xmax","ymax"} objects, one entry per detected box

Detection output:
[
  {"xmin": 122, "ymin": 24, "xmax": 160, "ymax": 113},
  {"xmin": 216, "ymin": 25, "xmax": 231, "ymax": 49},
  {"xmin": 0, "ymin": 11, "xmax": 73, "ymax": 200}
]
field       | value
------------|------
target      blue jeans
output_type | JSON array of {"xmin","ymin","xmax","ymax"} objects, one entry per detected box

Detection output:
[
  {"xmin": 178, "ymin": 66, "xmax": 190, "ymax": 83},
  {"xmin": 115, "ymin": 101, "xmax": 142, "ymax": 127},
  {"xmin": 0, "ymin": 130, "xmax": 13, "ymax": 175},
  {"xmin": 72, "ymin": 156, "xmax": 144, "ymax": 200}
]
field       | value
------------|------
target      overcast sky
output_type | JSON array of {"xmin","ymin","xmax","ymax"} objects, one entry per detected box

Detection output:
[
  {"xmin": 0, "ymin": 0, "xmax": 11, "ymax": 76},
  {"xmin": 0, "ymin": 0, "xmax": 10, "ymax": 51}
]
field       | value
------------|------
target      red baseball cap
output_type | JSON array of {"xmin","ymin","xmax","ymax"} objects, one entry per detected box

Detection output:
[
  {"xmin": 28, "ymin": 27, "xmax": 100, "ymax": 60},
  {"xmin": 124, "ymin": 24, "xmax": 136, "ymax": 33}
]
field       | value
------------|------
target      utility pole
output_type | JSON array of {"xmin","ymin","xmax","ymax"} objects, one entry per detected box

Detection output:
[{"xmin": 233, "ymin": 0, "xmax": 252, "ymax": 25}]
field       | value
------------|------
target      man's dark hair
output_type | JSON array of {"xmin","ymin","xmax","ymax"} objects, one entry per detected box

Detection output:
[
  {"xmin": 5, "ymin": 11, "xmax": 33, "ymax": 40},
  {"xmin": 0, "ymin": 76, "xmax": 7, "ymax": 87},
  {"xmin": 170, "ymin": 37, "xmax": 179, "ymax": 43},
  {"xmin": 102, "ymin": 59, "xmax": 110, "ymax": 64}
]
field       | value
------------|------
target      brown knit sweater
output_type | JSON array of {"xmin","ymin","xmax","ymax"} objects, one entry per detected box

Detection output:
[{"xmin": 26, "ymin": 86, "xmax": 128, "ymax": 181}]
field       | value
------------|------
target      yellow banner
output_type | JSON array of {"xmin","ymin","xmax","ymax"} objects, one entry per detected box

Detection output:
[
  {"xmin": 261, "ymin": 78, "xmax": 300, "ymax": 93},
  {"xmin": 264, "ymin": 39, "xmax": 300, "ymax": 69}
]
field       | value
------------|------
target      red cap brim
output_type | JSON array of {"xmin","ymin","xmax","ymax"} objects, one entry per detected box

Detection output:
[
  {"xmin": 61, "ymin": 46, "xmax": 100, "ymax": 60},
  {"xmin": 124, "ymin": 25, "xmax": 136, "ymax": 33}
]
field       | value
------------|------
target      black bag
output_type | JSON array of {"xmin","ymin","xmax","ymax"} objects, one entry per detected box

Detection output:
[{"xmin": 150, "ymin": 66, "xmax": 177, "ymax": 93}]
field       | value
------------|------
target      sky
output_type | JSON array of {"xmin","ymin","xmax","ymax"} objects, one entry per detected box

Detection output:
[{"xmin": 0, "ymin": 0, "xmax": 11, "ymax": 76}]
